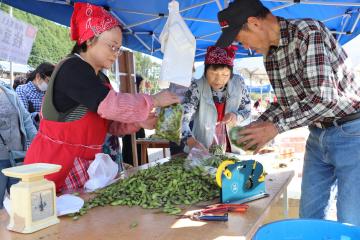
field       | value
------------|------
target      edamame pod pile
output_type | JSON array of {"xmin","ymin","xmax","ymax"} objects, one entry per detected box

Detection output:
[{"xmin": 73, "ymin": 157, "xmax": 220, "ymax": 218}]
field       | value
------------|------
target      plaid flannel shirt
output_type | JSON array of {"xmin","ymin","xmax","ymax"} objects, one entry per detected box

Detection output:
[
  {"xmin": 15, "ymin": 81, "xmax": 45, "ymax": 113},
  {"xmin": 260, "ymin": 17, "xmax": 360, "ymax": 133}
]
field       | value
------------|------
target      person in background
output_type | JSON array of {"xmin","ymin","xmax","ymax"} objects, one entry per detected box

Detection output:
[
  {"xmin": 0, "ymin": 81, "xmax": 36, "ymax": 208},
  {"xmin": 216, "ymin": 0, "xmax": 360, "ymax": 225},
  {"xmin": 12, "ymin": 75, "xmax": 27, "ymax": 90},
  {"xmin": 122, "ymin": 75, "xmax": 146, "ymax": 166},
  {"xmin": 16, "ymin": 62, "xmax": 55, "ymax": 129},
  {"xmin": 253, "ymin": 98, "xmax": 261, "ymax": 111},
  {"xmin": 273, "ymin": 95, "xmax": 277, "ymax": 104},
  {"xmin": 181, "ymin": 45, "xmax": 251, "ymax": 153},
  {"xmin": 24, "ymin": 3, "xmax": 179, "ymax": 192}
]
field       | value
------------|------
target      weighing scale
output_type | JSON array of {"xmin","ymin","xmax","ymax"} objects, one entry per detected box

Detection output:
[{"xmin": 2, "ymin": 163, "xmax": 61, "ymax": 233}]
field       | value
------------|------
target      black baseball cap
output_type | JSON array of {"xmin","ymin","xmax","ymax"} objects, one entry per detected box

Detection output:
[{"xmin": 216, "ymin": 0, "xmax": 266, "ymax": 47}]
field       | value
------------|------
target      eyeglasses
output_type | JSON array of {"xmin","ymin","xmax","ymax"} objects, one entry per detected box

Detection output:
[{"xmin": 100, "ymin": 39, "xmax": 124, "ymax": 55}]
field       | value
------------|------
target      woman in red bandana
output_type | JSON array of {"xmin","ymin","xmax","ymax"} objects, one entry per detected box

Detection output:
[
  {"xmin": 24, "ymin": 3, "xmax": 179, "ymax": 192},
  {"xmin": 182, "ymin": 46, "xmax": 251, "ymax": 153}
]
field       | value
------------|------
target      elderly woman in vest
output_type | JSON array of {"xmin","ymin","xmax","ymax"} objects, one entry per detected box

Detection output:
[
  {"xmin": 24, "ymin": 3, "xmax": 179, "ymax": 192},
  {"xmin": 182, "ymin": 46, "xmax": 250, "ymax": 153}
]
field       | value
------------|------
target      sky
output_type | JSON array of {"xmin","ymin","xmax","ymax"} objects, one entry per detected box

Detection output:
[{"xmin": 344, "ymin": 35, "xmax": 360, "ymax": 67}]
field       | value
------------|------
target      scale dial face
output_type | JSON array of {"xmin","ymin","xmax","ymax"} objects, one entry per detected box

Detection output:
[{"xmin": 31, "ymin": 189, "xmax": 54, "ymax": 222}]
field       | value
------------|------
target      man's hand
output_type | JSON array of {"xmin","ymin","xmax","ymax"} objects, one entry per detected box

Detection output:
[
  {"xmin": 186, "ymin": 137, "xmax": 207, "ymax": 151},
  {"xmin": 237, "ymin": 121, "xmax": 279, "ymax": 154},
  {"xmin": 222, "ymin": 112, "xmax": 237, "ymax": 126},
  {"xmin": 139, "ymin": 112, "xmax": 157, "ymax": 129}
]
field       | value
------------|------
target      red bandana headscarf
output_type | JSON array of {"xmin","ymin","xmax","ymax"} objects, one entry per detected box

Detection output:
[
  {"xmin": 204, "ymin": 45, "xmax": 237, "ymax": 66},
  {"xmin": 70, "ymin": 2, "xmax": 121, "ymax": 45}
]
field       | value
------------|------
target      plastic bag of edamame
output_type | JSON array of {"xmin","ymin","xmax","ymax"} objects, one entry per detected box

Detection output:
[
  {"xmin": 209, "ymin": 122, "xmax": 227, "ymax": 156},
  {"xmin": 184, "ymin": 147, "xmax": 217, "ymax": 177},
  {"xmin": 153, "ymin": 104, "xmax": 183, "ymax": 145},
  {"xmin": 229, "ymin": 126, "xmax": 257, "ymax": 151}
]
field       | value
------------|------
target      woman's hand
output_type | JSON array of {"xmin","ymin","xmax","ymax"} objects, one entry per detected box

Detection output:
[
  {"xmin": 152, "ymin": 90, "xmax": 180, "ymax": 107},
  {"xmin": 186, "ymin": 137, "xmax": 207, "ymax": 151},
  {"xmin": 138, "ymin": 112, "xmax": 157, "ymax": 129},
  {"xmin": 222, "ymin": 112, "xmax": 237, "ymax": 126}
]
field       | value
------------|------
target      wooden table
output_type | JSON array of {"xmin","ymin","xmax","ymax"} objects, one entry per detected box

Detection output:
[
  {"xmin": 136, "ymin": 138, "xmax": 170, "ymax": 165},
  {"xmin": 0, "ymin": 159, "xmax": 294, "ymax": 240}
]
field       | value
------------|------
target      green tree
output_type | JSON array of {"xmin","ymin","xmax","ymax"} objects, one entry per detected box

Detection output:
[
  {"xmin": 134, "ymin": 52, "xmax": 161, "ymax": 93},
  {"xmin": 134, "ymin": 52, "xmax": 161, "ymax": 80},
  {"xmin": 1, "ymin": 3, "xmax": 163, "ymax": 91},
  {"xmin": 0, "ymin": 4, "xmax": 73, "ymax": 67}
]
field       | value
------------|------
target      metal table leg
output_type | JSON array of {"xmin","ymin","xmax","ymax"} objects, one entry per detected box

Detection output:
[{"xmin": 283, "ymin": 188, "xmax": 289, "ymax": 218}]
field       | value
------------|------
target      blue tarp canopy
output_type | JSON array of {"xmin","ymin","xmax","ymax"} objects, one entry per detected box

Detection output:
[
  {"xmin": 3, "ymin": 0, "xmax": 360, "ymax": 61},
  {"xmin": 247, "ymin": 84, "xmax": 272, "ymax": 94}
]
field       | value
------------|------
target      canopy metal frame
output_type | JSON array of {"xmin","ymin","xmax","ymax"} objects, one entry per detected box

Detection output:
[{"xmin": 32, "ymin": 0, "xmax": 360, "ymax": 58}]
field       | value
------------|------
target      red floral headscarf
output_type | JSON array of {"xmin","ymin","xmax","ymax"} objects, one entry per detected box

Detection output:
[
  {"xmin": 204, "ymin": 45, "xmax": 237, "ymax": 66},
  {"xmin": 70, "ymin": 2, "xmax": 121, "ymax": 45}
]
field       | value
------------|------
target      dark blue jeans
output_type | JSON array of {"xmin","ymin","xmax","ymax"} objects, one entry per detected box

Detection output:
[
  {"xmin": 300, "ymin": 119, "xmax": 360, "ymax": 225},
  {"xmin": 0, "ymin": 160, "xmax": 19, "ymax": 209}
]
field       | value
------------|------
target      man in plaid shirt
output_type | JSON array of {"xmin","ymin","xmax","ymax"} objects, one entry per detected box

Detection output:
[{"xmin": 216, "ymin": 0, "xmax": 360, "ymax": 225}]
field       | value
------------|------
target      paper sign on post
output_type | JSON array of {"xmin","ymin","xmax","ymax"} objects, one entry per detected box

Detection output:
[{"xmin": 0, "ymin": 10, "xmax": 37, "ymax": 64}]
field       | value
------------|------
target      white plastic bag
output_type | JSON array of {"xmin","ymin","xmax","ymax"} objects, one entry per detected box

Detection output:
[
  {"xmin": 84, "ymin": 153, "xmax": 118, "ymax": 191},
  {"xmin": 56, "ymin": 194, "xmax": 84, "ymax": 216},
  {"xmin": 159, "ymin": 0, "xmax": 196, "ymax": 87}
]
